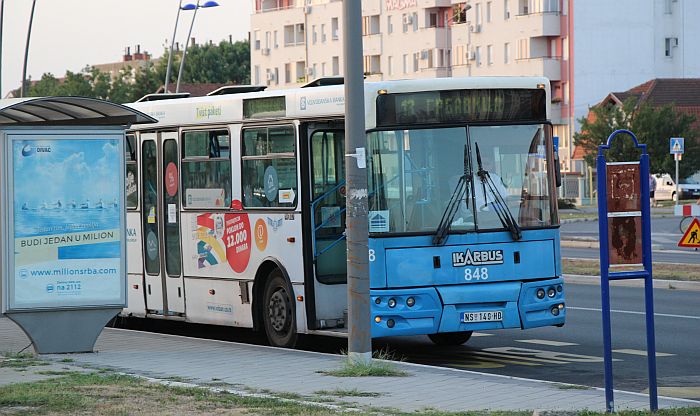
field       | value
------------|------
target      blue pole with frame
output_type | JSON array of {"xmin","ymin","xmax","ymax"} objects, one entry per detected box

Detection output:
[{"xmin": 597, "ymin": 129, "xmax": 658, "ymax": 413}]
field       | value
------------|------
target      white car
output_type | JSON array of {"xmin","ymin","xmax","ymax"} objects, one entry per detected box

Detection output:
[{"xmin": 654, "ymin": 173, "xmax": 700, "ymax": 201}]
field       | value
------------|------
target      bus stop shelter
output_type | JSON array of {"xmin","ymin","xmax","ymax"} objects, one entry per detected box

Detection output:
[{"xmin": 0, "ymin": 96, "xmax": 155, "ymax": 353}]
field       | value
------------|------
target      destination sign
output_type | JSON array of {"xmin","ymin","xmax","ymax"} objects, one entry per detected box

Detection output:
[
  {"xmin": 376, "ymin": 88, "xmax": 546, "ymax": 127},
  {"xmin": 243, "ymin": 96, "xmax": 286, "ymax": 119}
]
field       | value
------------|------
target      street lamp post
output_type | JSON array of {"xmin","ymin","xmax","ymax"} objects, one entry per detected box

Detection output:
[
  {"xmin": 20, "ymin": 0, "xmax": 37, "ymax": 98},
  {"xmin": 164, "ymin": 0, "xmax": 185, "ymax": 94},
  {"xmin": 175, "ymin": 0, "xmax": 219, "ymax": 93}
]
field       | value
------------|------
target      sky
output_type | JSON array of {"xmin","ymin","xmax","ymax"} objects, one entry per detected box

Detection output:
[{"xmin": 0, "ymin": 0, "xmax": 252, "ymax": 98}]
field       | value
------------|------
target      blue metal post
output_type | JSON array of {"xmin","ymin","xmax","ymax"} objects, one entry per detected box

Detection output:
[
  {"xmin": 596, "ymin": 152, "xmax": 615, "ymax": 413},
  {"xmin": 639, "ymin": 152, "xmax": 659, "ymax": 411},
  {"xmin": 597, "ymin": 129, "xmax": 658, "ymax": 413}
]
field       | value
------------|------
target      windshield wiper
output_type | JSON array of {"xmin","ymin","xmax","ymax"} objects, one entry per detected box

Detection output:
[
  {"xmin": 474, "ymin": 142, "xmax": 522, "ymax": 241},
  {"xmin": 433, "ymin": 145, "xmax": 471, "ymax": 246}
]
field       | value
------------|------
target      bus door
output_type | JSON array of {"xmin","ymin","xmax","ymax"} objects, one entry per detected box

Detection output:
[
  {"xmin": 140, "ymin": 132, "xmax": 185, "ymax": 315},
  {"xmin": 307, "ymin": 124, "xmax": 348, "ymax": 328}
]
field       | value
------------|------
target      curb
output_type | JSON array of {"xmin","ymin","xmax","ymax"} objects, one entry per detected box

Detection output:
[
  {"xmin": 564, "ymin": 273, "xmax": 700, "ymax": 291},
  {"xmin": 560, "ymin": 214, "xmax": 675, "ymax": 224},
  {"xmin": 561, "ymin": 239, "xmax": 663, "ymax": 251}
]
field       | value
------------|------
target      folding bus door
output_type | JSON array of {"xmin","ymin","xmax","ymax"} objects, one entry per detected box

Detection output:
[
  {"xmin": 140, "ymin": 132, "xmax": 185, "ymax": 315},
  {"xmin": 307, "ymin": 124, "xmax": 348, "ymax": 328}
]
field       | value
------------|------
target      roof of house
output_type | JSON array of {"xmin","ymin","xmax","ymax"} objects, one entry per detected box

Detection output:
[{"xmin": 607, "ymin": 78, "xmax": 700, "ymax": 107}]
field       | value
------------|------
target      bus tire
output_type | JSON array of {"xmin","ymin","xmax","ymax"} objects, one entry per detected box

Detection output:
[
  {"xmin": 428, "ymin": 331, "xmax": 473, "ymax": 346},
  {"xmin": 262, "ymin": 269, "xmax": 298, "ymax": 348}
]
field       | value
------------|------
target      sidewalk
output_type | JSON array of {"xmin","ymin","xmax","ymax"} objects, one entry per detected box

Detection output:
[{"xmin": 1, "ymin": 317, "xmax": 698, "ymax": 413}]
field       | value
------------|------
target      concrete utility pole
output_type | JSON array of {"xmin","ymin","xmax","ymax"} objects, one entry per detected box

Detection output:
[
  {"xmin": 343, "ymin": 0, "xmax": 371, "ymax": 364},
  {"xmin": 20, "ymin": 0, "xmax": 37, "ymax": 98}
]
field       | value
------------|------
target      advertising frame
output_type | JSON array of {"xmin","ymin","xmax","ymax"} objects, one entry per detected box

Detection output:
[{"xmin": 2, "ymin": 127, "xmax": 127, "ymax": 314}]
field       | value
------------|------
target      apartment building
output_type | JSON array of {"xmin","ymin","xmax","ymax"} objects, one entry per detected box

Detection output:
[{"xmin": 250, "ymin": 0, "xmax": 700, "ymax": 178}]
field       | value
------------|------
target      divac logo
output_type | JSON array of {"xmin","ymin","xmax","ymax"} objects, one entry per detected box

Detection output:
[
  {"xmin": 21, "ymin": 144, "xmax": 51, "ymax": 156},
  {"xmin": 300, "ymin": 96, "xmax": 307, "ymax": 110}
]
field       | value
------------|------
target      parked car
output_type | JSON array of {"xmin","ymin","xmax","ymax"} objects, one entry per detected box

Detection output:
[{"xmin": 653, "ymin": 173, "xmax": 700, "ymax": 201}]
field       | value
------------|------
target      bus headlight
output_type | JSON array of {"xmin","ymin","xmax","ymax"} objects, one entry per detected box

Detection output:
[
  {"xmin": 406, "ymin": 297, "xmax": 415, "ymax": 307},
  {"xmin": 388, "ymin": 298, "xmax": 397, "ymax": 308},
  {"xmin": 536, "ymin": 288, "xmax": 545, "ymax": 299},
  {"xmin": 547, "ymin": 288, "xmax": 556, "ymax": 298}
]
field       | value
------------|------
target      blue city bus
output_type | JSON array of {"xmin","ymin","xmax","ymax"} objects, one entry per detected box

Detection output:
[{"xmin": 124, "ymin": 76, "xmax": 564, "ymax": 348}]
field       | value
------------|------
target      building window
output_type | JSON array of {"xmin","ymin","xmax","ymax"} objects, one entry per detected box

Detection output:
[
  {"xmin": 504, "ymin": 0, "xmax": 510, "ymax": 19},
  {"xmin": 284, "ymin": 24, "xmax": 305, "ymax": 46},
  {"xmin": 517, "ymin": 38, "xmax": 528, "ymax": 59},
  {"xmin": 253, "ymin": 30, "xmax": 261, "ymax": 50},
  {"xmin": 312, "ymin": 25, "xmax": 317, "ymax": 44},
  {"xmin": 242, "ymin": 126, "xmax": 297, "ymax": 209},
  {"xmin": 429, "ymin": 12, "xmax": 438, "ymax": 27},
  {"xmin": 487, "ymin": 44, "xmax": 493, "ymax": 65},
  {"xmin": 454, "ymin": 45, "xmax": 464, "ymax": 66},
  {"xmin": 475, "ymin": 46, "xmax": 482, "ymax": 66},
  {"xmin": 296, "ymin": 61, "xmax": 306, "ymax": 83},
  {"xmin": 563, "ymin": 82, "xmax": 569, "ymax": 105},
  {"xmin": 363, "ymin": 55, "xmax": 381, "ymax": 74},
  {"xmin": 322, "ymin": 62, "xmax": 326, "ymax": 76},
  {"xmin": 388, "ymin": 56, "xmax": 393, "ymax": 75},
  {"xmin": 332, "ymin": 17, "xmax": 339, "ymax": 40},
  {"xmin": 332, "ymin": 56, "xmax": 340, "ymax": 75},
  {"xmin": 486, "ymin": 1, "xmax": 492, "ymax": 22},
  {"xmin": 504, "ymin": 42, "xmax": 510, "ymax": 63},
  {"xmin": 362, "ymin": 15, "xmax": 380, "ymax": 36},
  {"xmin": 265, "ymin": 31, "xmax": 271, "ymax": 49},
  {"xmin": 413, "ymin": 12, "xmax": 418, "ymax": 31},
  {"xmin": 413, "ymin": 52, "xmax": 419, "ymax": 72},
  {"xmin": 321, "ymin": 24, "xmax": 326, "ymax": 42},
  {"xmin": 403, "ymin": 54, "xmax": 408, "ymax": 73},
  {"xmin": 284, "ymin": 63, "xmax": 291, "ymax": 83},
  {"xmin": 402, "ymin": 14, "xmax": 410, "ymax": 32},
  {"xmin": 665, "ymin": 37, "xmax": 678, "ymax": 57},
  {"xmin": 274, "ymin": 30, "xmax": 278, "ymax": 48},
  {"xmin": 181, "ymin": 130, "xmax": 232, "ymax": 209},
  {"xmin": 254, "ymin": 65, "xmax": 260, "ymax": 84},
  {"xmin": 388, "ymin": 15, "xmax": 393, "ymax": 34},
  {"xmin": 453, "ymin": 3, "xmax": 467, "ymax": 23},
  {"xmin": 475, "ymin": 3, "xmax": 482, "ymax": 25}
]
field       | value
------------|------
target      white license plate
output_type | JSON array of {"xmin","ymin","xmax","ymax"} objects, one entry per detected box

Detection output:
[{"xmin": 461, "ymin": 311, "xmax": 503, "ymax": 323}]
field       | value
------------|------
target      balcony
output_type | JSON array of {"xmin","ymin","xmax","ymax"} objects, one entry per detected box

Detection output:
[
  {"xmin": 513, "ymin": 57, "xmax": 561, "ymax": 80},
  {"xmin": 256, "ymin": 0, "xmax": 296, "ymax": 13},
  {"xmin": 418, "ymin": 26, "xmax": 451, "ymax": 49},
  {"xmin": 515, "ymin": 11, "xmax": 561, "ymax": 37}
]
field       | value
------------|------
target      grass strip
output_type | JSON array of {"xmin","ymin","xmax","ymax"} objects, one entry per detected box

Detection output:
[{"xmin": 563, "ymin": 258, "xmax": 700, "ymax": 281}]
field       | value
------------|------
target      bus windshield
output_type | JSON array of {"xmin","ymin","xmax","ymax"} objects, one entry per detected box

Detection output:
[{"xmin": 367, "ymin": 124, "xmax": 555, "ymax": 234}]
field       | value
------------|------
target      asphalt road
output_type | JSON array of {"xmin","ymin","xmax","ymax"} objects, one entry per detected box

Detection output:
[
  {"xmin": 116, "ymin": 282, "xmax": 700, "ymax": 399},
  {"xmin": 561, "ymin": 217, "xmax": 700, "ymax": 264}
]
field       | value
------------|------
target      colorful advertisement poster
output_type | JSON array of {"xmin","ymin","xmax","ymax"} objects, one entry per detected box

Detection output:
[{"xmin": 10, "ymin": 136, "xmax": 124, "ymax": 309}]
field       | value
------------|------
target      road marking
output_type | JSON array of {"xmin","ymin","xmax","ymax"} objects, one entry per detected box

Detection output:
[
  {"xmin": 613, "ymin": 349, "xmax": 675, "ymax": 357},
  {"xmin": 515, "ymin": 339, "xmax": 578, "ymax": 347},
  {"xmin": 471, "ymin": 332, "xmax": 494, "ymax": 337},
  {"xmin": 567, "ymin": 306, "xmax": 700, "ymax": 320},
  {"xmin": 482, "ymin": 347, "xmax": 613, "ymax": 363},
  {"xmin": 467, "ymin": 354, "xmax": 540, "ymax": 366},
  {"xmin": 473, "ymin": 350, "xmax": 566, "ymax": 364}
]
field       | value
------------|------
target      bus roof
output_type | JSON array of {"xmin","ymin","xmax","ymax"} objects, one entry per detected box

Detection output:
[{"xmin": 125, "ymin": 76, "xmax": 550, "ymax": 131}]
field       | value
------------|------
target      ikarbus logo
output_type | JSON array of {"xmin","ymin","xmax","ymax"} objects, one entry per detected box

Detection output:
[{"xmin": 21, "ymin": 144, "xmax": 51, "ymax": 156}]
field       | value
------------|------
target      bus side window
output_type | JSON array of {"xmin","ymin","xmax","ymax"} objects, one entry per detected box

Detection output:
[
  {"xmin": 181, "ymin": 129, "xmax": 232, "ymax": 209},
  {"xmin": 125, "ymin": 134, "xmax": 138, "ymax": 210},
  {"xmin": 241, "ymin": 125, "xmax": 297, "ymax": 209}
]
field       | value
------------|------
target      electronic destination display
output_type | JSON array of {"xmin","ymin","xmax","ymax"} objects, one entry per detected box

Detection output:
[{"xmin": 376, "ymin": 88, "xmax": 547, "ymax": 127}]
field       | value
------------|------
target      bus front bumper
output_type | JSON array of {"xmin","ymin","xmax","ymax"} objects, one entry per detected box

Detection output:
[{"xmin": 370, "ymin": 277, "xmax": 565, "ymax": 338}]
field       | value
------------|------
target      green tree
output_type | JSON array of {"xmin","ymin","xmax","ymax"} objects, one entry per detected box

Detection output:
[
  {"xmin": 27, "ymin": 73, "xmax": 61, "ymax": 96},
  {"xmin": 574, "ymin": 99, "xmax": 699, "ymax": 178},
  {"xmin": 179, "ymin": 40, "xmax": 250, "ymax": 85}
]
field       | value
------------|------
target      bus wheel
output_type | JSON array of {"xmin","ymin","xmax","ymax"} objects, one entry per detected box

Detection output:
[
  {"xmin": 428, "ymin": 331, "xmax": 473, "ymax": 346},
  {"xmin": 263, "ymin": 270, "xmax": 298, "ymax": 348}
]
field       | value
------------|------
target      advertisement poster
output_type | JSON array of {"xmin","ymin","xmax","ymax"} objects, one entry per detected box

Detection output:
[
  {"xmin": 606, "ymin": 163, "xmax": 641, "ymax": 212},
  {"xmin": 11, "ymin": 137, "xmax": 124, "ymax": 309}
]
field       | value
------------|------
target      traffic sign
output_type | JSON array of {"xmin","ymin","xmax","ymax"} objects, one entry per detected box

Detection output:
[
  {"xmin": 670, "ymin": 137, "xmax": 684, "ymax": 155},
  {"xmin": 678, "ymin": 218, "xmax": 700, "ymax": 247}
]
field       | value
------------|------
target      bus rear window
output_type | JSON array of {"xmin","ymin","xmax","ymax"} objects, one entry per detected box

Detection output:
[{"xmin": 181, "ymin": 129, "xmax": 232, "ymax": 209}]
